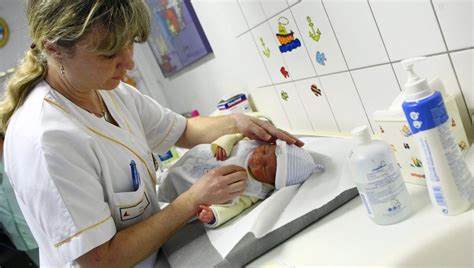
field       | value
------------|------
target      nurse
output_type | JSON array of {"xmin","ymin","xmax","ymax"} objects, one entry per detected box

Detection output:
[{"xmin": 0, "ymin": 1, "xmax": 303, "ymax": 267}]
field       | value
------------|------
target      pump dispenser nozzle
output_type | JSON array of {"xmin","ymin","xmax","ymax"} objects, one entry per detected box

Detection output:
[{"xmin": 401, "ymin": 57, "xmax": 432, "ymax": 101}]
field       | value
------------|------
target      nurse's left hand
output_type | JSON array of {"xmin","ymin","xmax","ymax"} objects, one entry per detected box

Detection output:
[{"xmin": 233, "ymin": 114, "xmax": 304, "ymax": 147}]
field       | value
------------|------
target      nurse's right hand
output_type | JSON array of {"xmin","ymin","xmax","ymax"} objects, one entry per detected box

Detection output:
[{"xmin": 188, "ymin": 165, "xmax": 247, "ymax": 206}]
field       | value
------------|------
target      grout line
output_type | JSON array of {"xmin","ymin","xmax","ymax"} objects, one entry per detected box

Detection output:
[
  {"xmin": 235, "ymin": 0, "xmax": 302, "ymax": 38},
  {"xmin": 256, "ymin": 48, "xmax": 473, "ymax": 89},
  {"xmin": 366, "ymin": 0, "xmax": 403, "ymax": 94},
  {"xmin": 287, "ymin": 1, "xmax": 322, "ymax": 132},
  {"xmin": 429, "ymin": 0, "xmax": 472, "ymax": 124},
  {"xmin": 321, "ymin": 0, "xmax": 373, "ymax": 133}
]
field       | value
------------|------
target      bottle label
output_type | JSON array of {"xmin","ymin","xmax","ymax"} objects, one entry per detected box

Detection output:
[
  {"xmin": 415, "ymin": 120, "xmax": 474, "ymax": 206},
  {"xmin": 355, "ymin": 161, "xmax": 410, "ymax": 219},
  {"xmin": 402, "ymin": 91, "xmax": 448, "ymax": 135}
]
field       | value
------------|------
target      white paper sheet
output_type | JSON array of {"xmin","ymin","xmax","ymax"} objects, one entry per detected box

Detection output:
[{"xmin": 205, "ymin": 136, "xmax": 357, "ymax": 258}]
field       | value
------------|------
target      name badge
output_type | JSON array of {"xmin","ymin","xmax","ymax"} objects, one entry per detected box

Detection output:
[{"xmin": 119, "ymin": 193, "xmax": 150, "ymax": 221}]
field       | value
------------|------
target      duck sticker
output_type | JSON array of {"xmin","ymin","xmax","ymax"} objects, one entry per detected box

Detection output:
[
  {"xmin": 280, "ymin": 90, "xmax": 289, "ymax": 101},
  {"xmin": 260, "ymin": 37, "xmax": 270, "ymax": 58},
  {"xmin": 316, "ymin": 51, "xmax": 327, "ymax": 65},
  {"xmin": 307, "ymin": 16, "xmax": 321, "ymax": 42},
  {"xmin": 310, "ymin": 84, "xmax": 321, "ymax": 97},
  {"xmin": 276, "ymin": 17, "xmax": 301, "ymax": 53},
  {"xmin": 280, "ymin": 66, "xmax": 289, "ymax": 78}
]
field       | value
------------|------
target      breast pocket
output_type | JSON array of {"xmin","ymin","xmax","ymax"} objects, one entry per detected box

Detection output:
[{"xmin": 112, "ymin": 182, "xmax": 151, "ymax": 229}]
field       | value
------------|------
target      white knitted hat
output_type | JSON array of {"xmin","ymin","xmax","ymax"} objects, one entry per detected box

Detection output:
[{"xmin": 275, "ymin": 139, "xmax": 324, "ymax": 189}]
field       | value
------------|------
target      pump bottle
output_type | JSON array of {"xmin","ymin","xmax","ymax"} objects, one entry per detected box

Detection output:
[
  {"xmin": 349, "ymin": 125, "xmax": 411, "ymax": 225},
  {"xmin": 401, "ymin": 57, "xmax": 472, "ymax": 216}
]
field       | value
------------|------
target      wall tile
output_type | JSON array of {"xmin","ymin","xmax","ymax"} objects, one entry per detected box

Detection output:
[
  {"xmin": 351, "ymin": 64, "xmax": 402, "ymax": 129},
  {"xmin": 323, "ymin": 0, "xmax": 388, "ymax": 69},
  {"xmin": 319, "ymin": 72, "xmax": 371, "ymax": 132},
  {"xmin": 238, "ymin": 0, "xmax": 266, "ymax": 29},
  {"xmin": 432, "ymin": 0, "xmax": 474, "ymax": 50},
  {"xmin": 267, "ymin": 9, "xmax": 315, "ymax": 80},
  {"xmin": 451, "ymin": 49, "xmax": 474, "ymax": 112},
  {"xmin": 370, "ymin": 0, "xmax": 445, "ymax": 61},
  {"xmin": 249, "ymin": 86, "xmax": 292, "ymax": 130},
  {"xmin": 251, "ymin": 23, "xmax": 289, "ymax": 84},
  {"xmin": 293, "ymin": 78, "xmax": 340, "ymax": 132},
  {"xmin": 290, "ymin": 0, "xmax": 347, "ymax": 75},
  {"xmin": 260, "ymin": 0, "xmax": 289, "ymax": 19},
  {"xmin": 392, "ymin": 54, "xmax": 462, "ymax": 97},
  {"xmin": 274, "ymin": 82, "xmax": 313, "ymax": 131}
]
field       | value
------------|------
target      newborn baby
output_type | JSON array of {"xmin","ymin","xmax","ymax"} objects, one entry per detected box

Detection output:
[
  {"xmin": 198, "ymin": 139, "xmax": 324, "ymax": 227},
  {"xmin": 158, "ymin": 135, "xmax": 324, "ymax": 228}
]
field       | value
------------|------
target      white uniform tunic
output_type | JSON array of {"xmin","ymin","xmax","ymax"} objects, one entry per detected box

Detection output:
[{"xmin": 4, "ymin": 81, "xmax": 186, "ymax": 267}]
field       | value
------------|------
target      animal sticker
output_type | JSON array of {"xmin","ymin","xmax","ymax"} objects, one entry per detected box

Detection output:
[
  {"xmin": 306, "ymin": 16, "xmax": 321, "ymax": 42},
  {"xmin": 310, "ymin": 84, "xmax": 321, "ymax": 97},
  {"xmin": 280, "ymin": 67, "xmax": 289, "ymax": 78},
  {"xmin": 260, "ymin": 37, "xmax": 270, "ymax": 58},
  {"xmin": 316, "ymin": 51, "xmax": 327, "ymax": 65},
  {"xmin": 276, "ymin": 17, "xmax": 301, "ymax": 53},
  {"xmin": 280, "ymin": 90, "xmax": 289, "ymax": 101},
  {"xmin": 400, "ymin": 125, "xmax": 412, "ymax": 137}
]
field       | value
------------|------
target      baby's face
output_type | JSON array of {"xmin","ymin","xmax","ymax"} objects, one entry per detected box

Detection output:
[{"xmin": 248, "ymin": 144, "xmax": 277, "ymax": 184}]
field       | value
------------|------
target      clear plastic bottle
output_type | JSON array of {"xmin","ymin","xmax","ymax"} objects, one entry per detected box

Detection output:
[
  {"xmin": 401, "ymin": 57, "xmax": 472, "ymax": 216},
  {"xmin": 349, "ymin": 125, "xmax": 411, "ymax": 225}
]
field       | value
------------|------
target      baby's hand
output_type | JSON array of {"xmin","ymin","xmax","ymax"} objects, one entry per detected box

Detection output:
[
  {"xmin": 214, "ymin": 146, "xmax": 228, "ymax": 161},
  {"xmin": 197, "ymin": 205, "xmax": 216, "ymax": 224}
]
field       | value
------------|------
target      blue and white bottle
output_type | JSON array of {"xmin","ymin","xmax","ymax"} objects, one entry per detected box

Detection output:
[{"xmin": 401, "ymin": 57, "xmax": 472, "ymax": 216}]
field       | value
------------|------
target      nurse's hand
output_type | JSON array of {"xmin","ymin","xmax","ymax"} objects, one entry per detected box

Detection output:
[
  {"xmin": 232, "ymin": 114, "xmax": 304, "ymax": 147},
  {"xmin": 188, "ymin": 165, "xmax": 246, "ymax": 206}
]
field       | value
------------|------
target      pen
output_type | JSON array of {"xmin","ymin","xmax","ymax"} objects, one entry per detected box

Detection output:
[{"xmin": 130, "ymin": 160, "xmax": 141, "ymax": 191}]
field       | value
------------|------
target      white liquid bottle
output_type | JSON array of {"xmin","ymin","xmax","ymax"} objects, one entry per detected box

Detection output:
[
  {"xmin": 349, "ymin": 125, "xmax": 411, "ymax": 225},
  {"xmin": 401, "ymin": 57, "xmax": 472, "ymax": 216}
]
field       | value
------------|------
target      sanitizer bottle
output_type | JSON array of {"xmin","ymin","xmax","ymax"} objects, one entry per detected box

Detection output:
[
  {"xmin": 349, "ymin": 125, "xmax": 411, "ymax": 225},
  {"xmin": 401, "ymin": 57, "xmax": 472, "ymax": 216}
]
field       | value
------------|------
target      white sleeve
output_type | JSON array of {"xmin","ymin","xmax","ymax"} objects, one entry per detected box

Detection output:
[
  {"xmin": 124, "ymin": 84, "xmax": 187, "ymax": 155},
  {"xmin": 16, "ymin": 129, "xmax": 115, "ymax": 263}
]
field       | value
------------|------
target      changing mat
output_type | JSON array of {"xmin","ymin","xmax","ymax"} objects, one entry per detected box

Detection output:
[{"xmin": 156, "ymin": 136, "xmax": 359, "ymax": 267}]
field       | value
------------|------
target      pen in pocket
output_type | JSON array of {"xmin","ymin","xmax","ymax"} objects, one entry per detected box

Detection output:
[{"xmin": 130, "ymin": 160, "xmax": 141, "ymax": 191}]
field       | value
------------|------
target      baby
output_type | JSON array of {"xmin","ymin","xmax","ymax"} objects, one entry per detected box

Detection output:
[{"xmin": 157, "ymin": 134, "xmax": 324, "ymax": 228}]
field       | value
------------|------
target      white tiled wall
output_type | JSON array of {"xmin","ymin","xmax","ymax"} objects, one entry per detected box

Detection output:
[{"xmin": 233, "ymin": 0, "xmax": 473, "ymax": 135}]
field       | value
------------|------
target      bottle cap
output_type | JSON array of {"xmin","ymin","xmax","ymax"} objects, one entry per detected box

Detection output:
[
  {"xmin": 401, "ymin": 57, "xmax": 432, "ymax": 101},
  {"xmin": 191, "ymin": 109, "xmax": 200, "ymax": 117},
  {"xmin": 351, "ymin": 125, "xmax": 371, "ymax": 145}
]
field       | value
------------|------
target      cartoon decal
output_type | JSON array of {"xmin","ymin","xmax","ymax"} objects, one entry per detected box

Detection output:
[
  {"xmin": 458, "ymin": 140, "xmax": 467, "ymax": 151},
  {"xmin": 400, "ymin": 125, "xmax": 412, "ymax": 137},
  {"xmin": 306, "ymin": 16, "xmax": 321, "ymax": 42},
  {"xmin": 451, "ymin": 118, "xmax": 456, "ymax": 127},
  {"xmin": 410, "ymin": 157, "xmax": 422, "ymax": 168},
  {"xmin": 280, "ymin": 67, "xmax": 289, "ymax": 78},
  {"xmin": 276, "ymin": 17, "xmax": 301, "ymax": 53},
  {"xmin": 280, "ymin": 90, "xmax": 289, "ymax": 101},
  {"xmin": 260, "ymin": 37, "xmax": 270, "ymax": 58},
  {"xmin": 379, "ymin": 126, "xmax": 385, "ymax": 134},
  {"xmin": 403, "ymin": 143, "xmax": 410, "ymax": 149},
  {"xmin": 316, "ymin": 51, "xmax": 327, "ymax": 65},
  {"xmin": 310, "ymin": 84, "xmax": 321, "ymax": 97},
  {"xmin": 390, "ymin": 144, "xmax": 397, "ymax": 152}
]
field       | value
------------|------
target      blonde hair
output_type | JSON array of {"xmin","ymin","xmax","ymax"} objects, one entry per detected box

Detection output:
[{"xmin": 0, "ymin": 0, "xmax": 150, "ymax": 132}]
